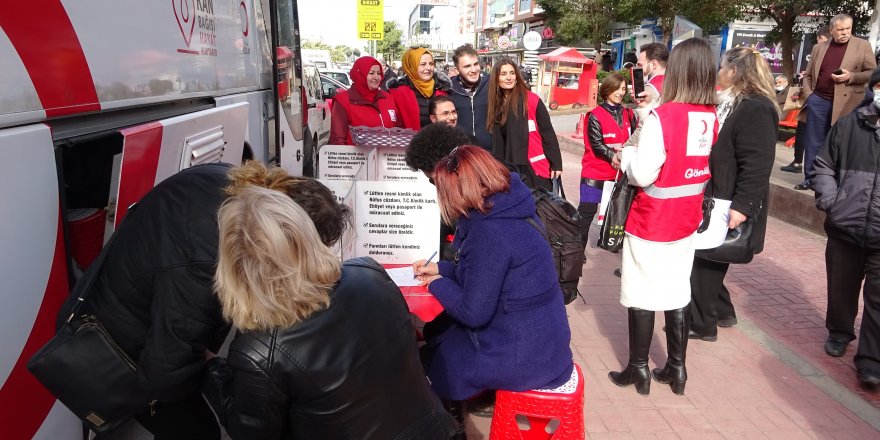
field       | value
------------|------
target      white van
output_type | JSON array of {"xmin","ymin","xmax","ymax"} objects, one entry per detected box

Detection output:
[{"xmin": 301, "ymin": 64, "xmax": 331, "ymax": 176}]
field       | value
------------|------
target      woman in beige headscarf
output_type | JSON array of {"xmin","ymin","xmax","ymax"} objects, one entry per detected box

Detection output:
[{"xmin": 386, "ymin": 47, "xmax": 451, "ymax": 130}]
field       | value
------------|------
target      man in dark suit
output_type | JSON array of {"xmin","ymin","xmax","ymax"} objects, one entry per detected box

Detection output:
[{"xmin": 798, "ymin": 14, "xmax": 876, "ymax": 190}]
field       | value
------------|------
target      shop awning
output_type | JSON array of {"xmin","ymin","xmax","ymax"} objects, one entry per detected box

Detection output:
[{"xmin": 538, "ymin": 47, "xmax": 593, "ymax": 64}]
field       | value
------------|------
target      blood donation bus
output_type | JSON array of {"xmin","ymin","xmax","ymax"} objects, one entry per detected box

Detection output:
[{"xmin": 0, "ymin": 1, "xmax": 321, "ymax": 437}]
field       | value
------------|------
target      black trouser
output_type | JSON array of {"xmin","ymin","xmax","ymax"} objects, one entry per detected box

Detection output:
[
  {"xmin": 793, "ymin": 120, "xmax": 806, "ymax": 163},
  {"xmin": 826, "ymin": 236, "xmax": 880, "ymax": 370},
  {"xmin": 511, "ymin": 164, "xmax": 552, "ymax": 191},
  {"xmin": 689, "ymin": 257, "xmax": 736, "ymax": 336},
  {"xmin": 577, "ymin": 202, "xmax": 599, "ymax": 248},
  {"xmin": 134, "ymin": 394, "xmax": 220, "ymax": 440}
]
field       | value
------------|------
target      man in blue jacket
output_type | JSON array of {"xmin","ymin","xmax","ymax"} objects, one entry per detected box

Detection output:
[{"xmin": 449, "ymin": 44, "xmax": 492, "ymax": 151}]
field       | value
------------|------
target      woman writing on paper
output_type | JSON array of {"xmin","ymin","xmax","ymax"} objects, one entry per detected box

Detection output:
[
  {"xmin": 330, "ymin": 56, "xmax": 402, "ymax": 145},
  {"xmin": 579, "ymin": 73, "xmax": 637, "ymax": 248},
  {"xmin": 688, "ymin": 48, "xmax": 778, "ymax": 342},
  {"xmin": 609, "ymin": 38, "xmax": 719, "ymax": 396},
  {"xmin": 412, "ymin": 146, "xmax": 573, "ymax": 432}
]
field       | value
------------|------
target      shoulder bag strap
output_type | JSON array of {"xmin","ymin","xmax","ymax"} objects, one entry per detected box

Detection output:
[{"xmin": 65, "ymin": 203, "xmax": 139, "ymax": 323}]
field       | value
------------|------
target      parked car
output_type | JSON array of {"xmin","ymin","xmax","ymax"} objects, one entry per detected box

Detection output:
[
  {"xmin": 320, "ymin": 74, "xmax": 349, "ymax": 110},
  {"xmin": 321, "ymin": 69, "xmax": 352, "ymax": 87},
  {"xmin": 301, "ymin": 63, "xmax": 331, "ymax": 176}
]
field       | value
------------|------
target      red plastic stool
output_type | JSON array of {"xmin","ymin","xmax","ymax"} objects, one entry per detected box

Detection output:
[{"xmin": 489, "ymin": 363, "xmax": 584, "ymax": 440}]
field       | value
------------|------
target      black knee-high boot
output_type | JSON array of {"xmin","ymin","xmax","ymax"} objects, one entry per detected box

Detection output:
[
  {"xmin": 608, "ymin": 308, "xmax": 654, "ymax": 395},
  {"xmin": 652, "ymin": 306, "xmax": 689, "ymax": 395}
]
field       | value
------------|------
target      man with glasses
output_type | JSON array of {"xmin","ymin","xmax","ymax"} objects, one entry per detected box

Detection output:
[{"xmin": 429, "ymin": 96, "xmax": 459, "ymax": 127}]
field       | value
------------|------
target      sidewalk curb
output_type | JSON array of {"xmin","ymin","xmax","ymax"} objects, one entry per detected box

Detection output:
[{"xmin": 735, "ymin": 317, "xmax": 880, "ymax": 430}]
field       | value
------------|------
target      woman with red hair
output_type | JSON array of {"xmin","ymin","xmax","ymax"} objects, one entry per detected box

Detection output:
[
  {"xmin": 413, "ymin": 146, "xmax": 573, "ymax": 431},
  {"xmin": 330, "ymin": 56, "xmax": 401, "ymax": 145}
]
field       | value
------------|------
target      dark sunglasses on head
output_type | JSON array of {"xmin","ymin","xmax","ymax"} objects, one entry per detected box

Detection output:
[{"xmin": 445, "ymin": 146, "xmax": 462, "ymax": 174}]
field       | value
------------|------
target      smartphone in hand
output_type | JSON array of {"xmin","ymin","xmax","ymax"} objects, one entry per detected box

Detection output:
[
  {"xmin": 630, "ymin": 67, "xmax": 645, "ymax": 100},
  {"xmin": 833, "ymin": 69, "xmax": 844, "ymax": 75}
]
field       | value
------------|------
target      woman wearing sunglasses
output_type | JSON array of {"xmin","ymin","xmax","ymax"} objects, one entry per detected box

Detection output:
[{"xmin": 412, "ymin": 146, "xmax": 574, "ymax": 431}]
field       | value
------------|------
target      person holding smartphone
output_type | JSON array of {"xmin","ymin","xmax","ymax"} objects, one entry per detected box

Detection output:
[
  {"xmin": 636, "ymin": 43, "xmax": 669, "ymax": 107},
  {"xmin": 797, "ymin": 14, "xmax": 876, "ymax": 191}
]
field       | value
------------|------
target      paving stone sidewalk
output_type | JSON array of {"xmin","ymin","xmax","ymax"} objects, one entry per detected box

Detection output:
[{"xmin": 463, "ymin": 149, "xmax": 880, "ymax": 439}]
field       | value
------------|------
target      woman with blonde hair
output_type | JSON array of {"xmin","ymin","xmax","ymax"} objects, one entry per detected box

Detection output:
[
  {"xmin": 688, "ymin": 47, "xmax": 779, "ymax": 342},
  {"xmin": 387, "ymin": 47, "xmax": 451, "ymax": 129},
  {"xmin": 487, "ymin": 57, "xmax": 562, "ymax": 190},
  {"xmin": 609, "ymin": 38, "xmax": 719, "ymax": 396},
  {"xmin": 202, "ymin": 177, "xmax": 456, "ymax": 439}
]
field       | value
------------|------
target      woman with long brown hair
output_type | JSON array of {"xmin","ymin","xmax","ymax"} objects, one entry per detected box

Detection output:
[
  {"xmin": 486, "ymin": 57, "xmax": 562, "ymax": 190},
  {"xmin": 688, "ymin": 47, "xmax": 779, "ymax": 342},
  {"xmin": 609, "ymin": 38, "xmax": 719, "ymax": 396}
]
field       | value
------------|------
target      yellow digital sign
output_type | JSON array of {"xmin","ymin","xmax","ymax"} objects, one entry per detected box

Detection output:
[{"xmin": 357, "ymin": 0, "xmax": 384, "ymax": 40}]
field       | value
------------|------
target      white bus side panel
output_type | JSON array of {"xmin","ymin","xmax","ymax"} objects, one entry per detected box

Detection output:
[
  {"xmin": 0, "ymin": 28, "xmax": 45, "ymax": 127},
  {"xmin": 111, "ymin": 103, "xmax": 249, "ymax": 226},
  {"xmin": 0, "ymin": 124, "xmax": 79, "ymax": 438}
]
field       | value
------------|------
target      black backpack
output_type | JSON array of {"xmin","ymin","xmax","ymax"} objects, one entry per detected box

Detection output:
[{"xmin": 526, "ymin": 185, "xmax": 586, "ymax": 305}]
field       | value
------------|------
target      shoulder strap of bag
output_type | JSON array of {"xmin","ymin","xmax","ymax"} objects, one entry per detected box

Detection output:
[
  {"xmin": 65, "ymin": 203, "xmax": 139, "ymax": 323},
  {"xmin": 525, "ymin": 216, "xmax": 548, "ymax": 241}
]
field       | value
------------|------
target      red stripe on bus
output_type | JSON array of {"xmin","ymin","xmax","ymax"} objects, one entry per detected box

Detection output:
[
  {"xmin": 0, "ymin": 214, "xmax": 71, "ymax": 439},
  {"xmin": 0, "ymin": 0, "xmax": 100, "ymax": 117},
  {"xmin": 116, "ymin": 122, "xmax": 164, "ymax": 225}
]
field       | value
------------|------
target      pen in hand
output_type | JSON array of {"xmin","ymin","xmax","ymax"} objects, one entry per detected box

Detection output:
[{"xmin": 414, "ymin": 250, "xmax": 438, "ymax": 279}]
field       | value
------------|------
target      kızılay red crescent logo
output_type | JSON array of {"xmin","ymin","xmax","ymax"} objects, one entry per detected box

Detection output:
[
  {"xmin": 173, "ymin": 0, "xmax": 196, "ymax": 48},
  {"xmin": 240, "ymin": 0, "xmax": 249, "ymax": 37}
]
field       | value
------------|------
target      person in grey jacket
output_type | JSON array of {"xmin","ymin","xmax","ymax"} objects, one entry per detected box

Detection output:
[{"xmin": 812, "ymin": 67, "xmax": 880, "ymax": 388}]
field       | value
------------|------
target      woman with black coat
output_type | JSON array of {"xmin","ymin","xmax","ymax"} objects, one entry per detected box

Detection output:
[
  {"xmin": 487, "ymin": 57, "xmax": 562, "ymax": 190},
  {"xmin": 689, "ymin": 48, "xmax": 780, "ymax": 341}
]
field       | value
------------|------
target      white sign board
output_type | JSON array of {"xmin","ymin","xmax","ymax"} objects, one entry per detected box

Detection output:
[
  {"xmin": 377, "ymin": 147, "xmax": 430, "ymax": 183},
  {"xmin": 319, "ymin": 144, "xmax": 374, "ymax": 180},
  {"xmin": 345, "ymin": 181, "xmax": 440, "ymax": 264},
  {"xmin": 523, "ymin": 31, "xmax": 542, "ymax": 51}
]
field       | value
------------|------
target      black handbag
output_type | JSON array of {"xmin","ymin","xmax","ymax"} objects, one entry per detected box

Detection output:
[
  {"xmin": 28, "ymin": 204, "xmax": 154, "ymax": 434},
  {"xmin": 695, "ymin": 203, "xmax": 760, "ymax": 264},
  {"xmin": 598, "ymin": 172, "xmax": 636, "ymax": 253}
]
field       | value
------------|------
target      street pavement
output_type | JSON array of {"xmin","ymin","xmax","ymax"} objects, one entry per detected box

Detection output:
[{"xmin": 459, "ymin": 118, "xmax": 880, "ymax": 438}]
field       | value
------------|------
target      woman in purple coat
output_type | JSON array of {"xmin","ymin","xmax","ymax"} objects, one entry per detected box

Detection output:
[{"xmin": 413, "ymin": 146, "xmax": 574, "ymax": 405}]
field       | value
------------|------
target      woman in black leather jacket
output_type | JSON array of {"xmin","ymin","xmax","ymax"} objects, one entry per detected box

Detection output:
[
  {"xmin": 203, "ymin": 181, "xmax": 456, "ymax": 440},
  {"xmin": 578, "ymin": 73, "xmax": 637, "ymax": 247}
]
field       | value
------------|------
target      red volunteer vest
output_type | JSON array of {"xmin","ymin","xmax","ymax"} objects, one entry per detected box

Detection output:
[
  {"xmin": 625, "ymin": 103, "xmax": 718, "ymax": 242},
  {"xmin": 581, "ymin": 105, "xmax": 633, "ymax": 180},
  {"xmin": 647, "ymin": 73, "xmax": 664, "ymax": 96},
  {"xmin": 526, "ymin": 92, "xmax": 551, "ymax": 178},
  {"xmin": 334, "ymin": 90, "xmax": 399, "ymax": 144},
  {"xmin": 388, "ymin": 85, "xmax": 447, "ymax": 130}
]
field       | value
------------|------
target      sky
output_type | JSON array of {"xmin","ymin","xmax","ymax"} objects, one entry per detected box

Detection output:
[{"xmin": 299, "ymin": 0, "xmax": 414, "ymax": 50}]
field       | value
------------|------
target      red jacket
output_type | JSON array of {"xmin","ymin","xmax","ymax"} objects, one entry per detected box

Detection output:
[
  {"xmin": 386, "ymin": 75, "xmax": 449, "ymax": 130},
  {"xmin": 582, "ymin": 105, "xmax": 633, "ymax": 180},
  {"xmin": 626, "ymin": 103, "xmax": 717, "ymax": 242},
  {"xmin": 330, "ymin": 88, "xmax": 401, "ymax": 145}
]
